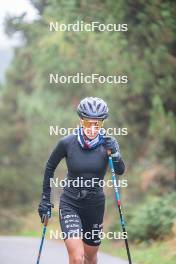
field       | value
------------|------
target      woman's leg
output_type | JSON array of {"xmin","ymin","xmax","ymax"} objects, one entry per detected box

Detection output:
[
  {"xmin": 64, "ymin": 238, "xmax": 99, "ymax": 264},
  {"xmin": 59, "ymin": 197, "xmax": 84, "ymax": 263},
  {"xmin": 83, "ymin": 243, "xmax": 99, "ymax": 264},
  {"xmin": 65, "ymin": 238, "xmax": 84, "ymax": 264},
  {"xmin": 80, "ymin": 200, "xmax": 105, "ymax": 264}
]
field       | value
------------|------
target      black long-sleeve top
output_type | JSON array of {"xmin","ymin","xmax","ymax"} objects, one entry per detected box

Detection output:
[{"xmin": 42, "ymin": 134, "xmax": 125, "ymax": 199}]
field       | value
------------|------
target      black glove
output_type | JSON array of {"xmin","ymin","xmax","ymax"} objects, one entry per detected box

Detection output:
[
  {"xmin": 104, "ymin": 136, "xmax": 121, "ymax": 160},
  {"xmin": 38, "ymin": 194, "xmax": 54, "ymax": 223}
]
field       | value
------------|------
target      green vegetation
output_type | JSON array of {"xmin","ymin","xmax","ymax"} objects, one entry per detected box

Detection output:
[
  {"xmin": 101, "ymin": 238, "xmax": 176, "ymax": 264},
  {"xmin": 128, "ymin": 193, "xmax": 176, "ymax": 241},
  {"xmin": 0, "ymin": 1, "xmax": 176, "ymax": 263}
]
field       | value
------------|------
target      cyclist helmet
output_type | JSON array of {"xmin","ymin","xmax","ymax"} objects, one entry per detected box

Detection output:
[{"xmin": 77, "ymin": 97, "xmax": 108, "ymax": 120}]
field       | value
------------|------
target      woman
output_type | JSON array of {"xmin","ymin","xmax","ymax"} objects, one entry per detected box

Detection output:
[{"xmin": 38, "ymin": 97, "xmax": 125, "ymax": 264}]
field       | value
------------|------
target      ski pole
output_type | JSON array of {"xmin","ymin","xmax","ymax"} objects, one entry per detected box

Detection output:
[
  {"xmin": 36, "ymin": 214, "xmax": 49, "ymax": 264},
  {"xmin": 107, "ymin": 149, "xmax": 132, "ymax": 264}
]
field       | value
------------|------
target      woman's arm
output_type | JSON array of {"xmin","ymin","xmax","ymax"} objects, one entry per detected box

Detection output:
[
  {"xmin": 38, "ymin": 137, "xmax": 67, "ymax": 223},
  {"xmin": 42, "ymin": 137, "xmax": 67, "ymax": 200}
]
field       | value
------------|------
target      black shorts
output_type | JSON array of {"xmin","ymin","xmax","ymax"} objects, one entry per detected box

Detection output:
[{"xmin": 59, "ymin": 193, "xmax": 105, "ymax": 246}]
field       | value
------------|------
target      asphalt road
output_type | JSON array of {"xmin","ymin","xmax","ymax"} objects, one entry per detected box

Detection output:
[{"xmin": 0, "ymin": 236, "xmax": 129, "ymax": 264}]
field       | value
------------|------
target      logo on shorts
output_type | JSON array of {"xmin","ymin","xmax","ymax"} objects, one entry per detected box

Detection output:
[
  {"xmin": 93, "ymin": 224, "xmax": 99, "ymax": 228},
  {"xmin": 59, "ymin": 209, "xmax": 63, "ymax": 219},
  {"xmin": 94, "ymin": 240, "xmax": 101, "ymax": 243},
  {"xmin": 93, "ymin": 223, "xmax": 103, "ymax": 229}
]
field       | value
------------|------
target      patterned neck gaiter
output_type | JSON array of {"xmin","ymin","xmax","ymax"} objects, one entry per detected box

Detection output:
[{"xmin": 77, "ymin": 126, "xmax": 105, "ymax": 150}]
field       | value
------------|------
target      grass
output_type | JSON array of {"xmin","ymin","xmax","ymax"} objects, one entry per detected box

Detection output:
[{"xmin": 100, "ymin": 238, "xmax": 176, "ymax": 264}]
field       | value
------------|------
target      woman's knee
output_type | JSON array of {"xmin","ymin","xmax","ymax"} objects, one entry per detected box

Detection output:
[
  {"xmin": 84, "ymin": 254, "xmax": 97, "ymax": 264},
  {"xmin": 65, "ymin": 238, "xmax": 84, "ymax": 264},
  {"xmin": 69, "ymin": 252, "xmax": 84, "ymax": 264}
]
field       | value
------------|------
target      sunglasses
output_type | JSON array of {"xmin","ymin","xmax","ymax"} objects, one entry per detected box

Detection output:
[{"xmin": 81, "ymin": 119, "xmax": 104, "ymax": 128}]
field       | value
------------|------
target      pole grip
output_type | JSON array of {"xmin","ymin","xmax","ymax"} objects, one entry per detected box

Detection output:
[
  {"xmin": 107, "ymin": 149, "xmax": 111, "ymax": 156},
  {"xmin": 44, "ymin": 215, "xmax": 49, "ymax": 227}
]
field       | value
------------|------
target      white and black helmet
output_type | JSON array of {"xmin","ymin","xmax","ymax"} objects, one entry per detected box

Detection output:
[{"xmin": 77, "ymin": 97, "xmax": 109, "ymax": 120}]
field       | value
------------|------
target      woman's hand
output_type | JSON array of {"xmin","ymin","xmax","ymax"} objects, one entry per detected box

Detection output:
[
  {"xmin": 38, "ymin": 195, "xmax": 54, "ymax": 223},
  {"xmin": 104, "ymin": 136, "xmax": 121, "ymax": 160}
]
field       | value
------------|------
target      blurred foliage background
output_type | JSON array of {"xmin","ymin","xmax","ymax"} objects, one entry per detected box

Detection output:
[{"xmin": 0, "ymin": 0, "xmax": 176, "ymax": 263}]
